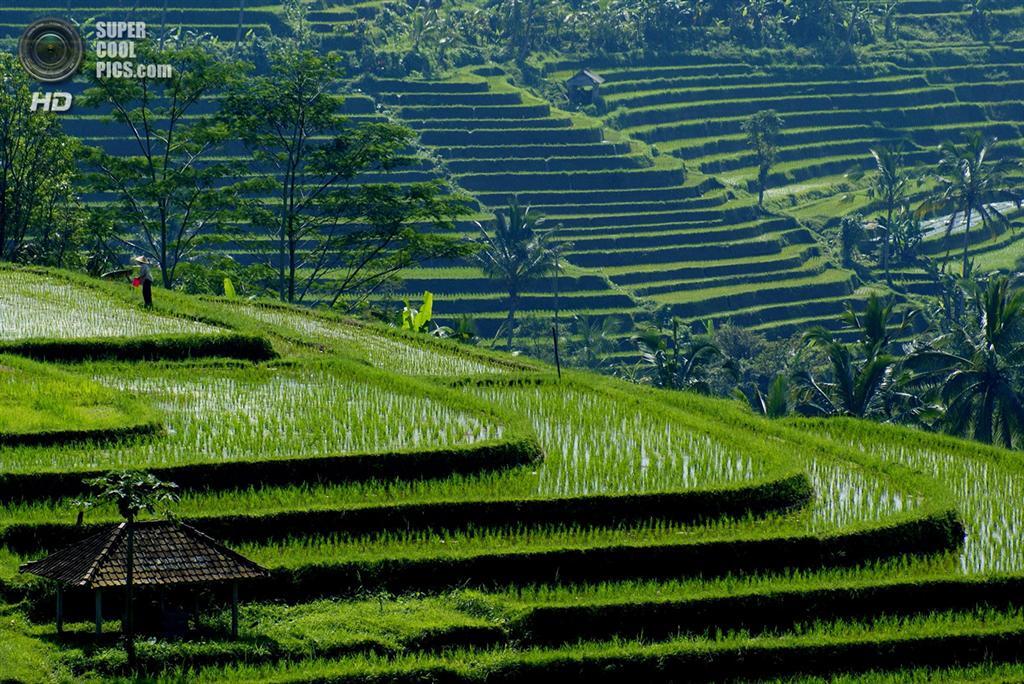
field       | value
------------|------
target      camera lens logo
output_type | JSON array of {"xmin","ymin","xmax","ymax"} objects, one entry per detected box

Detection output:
[{"xmin": 18, "ymin": 18, "xmax": 84, "ymax": 83}]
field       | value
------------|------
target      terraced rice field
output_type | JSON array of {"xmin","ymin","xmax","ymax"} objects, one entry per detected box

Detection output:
[
  {"xmin": 555, "ymin": 42, "xmax": 1024, "ymax": 298},
  {"xmin": 5, "ymin": 267, "xmax": 1024, "ymax": 682},
  {"xmin": 358, "ymin": 71, "xmax": 857, "ymax": 340},
  {"xmin": 0, "ymin": 363, "xmax": 500, "ymax": 475}
]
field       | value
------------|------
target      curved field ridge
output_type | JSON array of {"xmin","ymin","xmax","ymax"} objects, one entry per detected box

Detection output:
[
  {"xmin": 236, "ymin": 510, "xmax": 961, "ymax": 598},
  {"xmin": 0, "ymin": 362, "xmax": 536, "ymax": 501},
  {"xmin": 0, "ymin": 472, "xmax": 814, "ymax": 552},
  {"xmin": 800, "ymin": 418, "xmax": 1024, "ymax": 575},
  {"xmin": 0, "ymin": 333, "xmax": 276, "ymax": 364}
]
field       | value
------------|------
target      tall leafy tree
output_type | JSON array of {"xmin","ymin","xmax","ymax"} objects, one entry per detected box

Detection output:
[
  {"xmin": 904, "ymin": 276, "xmax": 1024, "ymax": 447},
  {"xmin": 965, "ymin": 0, "xmax": 992, "ymax": 41},
  {"xmin": 880, "ymin": 0, "xmax": 899, "ymax": 41},
  {"xmin": 919, "ymin": 133, "xmax": 1020, "ymax": 278},
  {"xmin": 742, "ymin": 109, "xmax": 783, "ymax": 210},
  {"xmin": 785, "ymin": 0, "xmax": 846, "ymax": 48},
  {"xmin": 0, "ymin": 55, "xmax": 83, "ymax": 265},
  {"xmin": 223, "ymin": 24, "xmax": 469, "ymax": 305},
  {"xmin": 868, "ymin": 144, "xmax": 909, "ymax": 284},
  {"xmin": 79, "ymin": 42, "xmax": 244, "ymax": 289},
  {"xmin": 475, "ymin": 197, "xmax": 559, "ymax": 349},
  {"xmin": 839, "ymin": 214, "xmax": 865, "ymax": 267}
]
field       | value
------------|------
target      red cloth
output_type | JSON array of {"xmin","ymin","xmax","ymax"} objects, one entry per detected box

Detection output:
[{"xmin": 132, "ymin": 278, "xmax": 141, "ymax": 287}]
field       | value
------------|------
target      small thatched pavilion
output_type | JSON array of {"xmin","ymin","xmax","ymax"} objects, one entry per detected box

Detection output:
[
  {"xmin": 566, "ymin": 69, "xmax": 605, "ymax": 105},
  {"xmin": 20, "ymin": 520, "xmax": 268, "ymax": 638}
]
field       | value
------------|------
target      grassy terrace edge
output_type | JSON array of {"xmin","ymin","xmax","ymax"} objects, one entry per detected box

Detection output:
[
  {"xmin": 0, "ymin": 472, "xmax": 813, "ymax": 552},
  {"xmin": 0, "ymin": 333, "xmax": 277, "ymax": 364}
]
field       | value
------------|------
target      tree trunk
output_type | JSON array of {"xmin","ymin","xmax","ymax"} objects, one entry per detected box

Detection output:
[
  {"xmin": 288, "ymin": 239, "xmax": 297, "ymax": 303},
  {"xmin": 235, "ymin": 0, "xmax": 246, "ymax": 53},
  {"xmin": 757, "ymin": 164, "xmax": 768, "ymax": 210},
  {"xmin": 883, "ymin": 206, "xmax": 892, "ymax": 284},
  {"xmin": 159, "ymin": 0, "xmax": 167, "ymax": 48},
  {"xmin": 124, "ymin": 515, "xmax": 136, "ymax": 668},
  {"xmin": 506, "ymin": 292, "xmax": 517, "ymax": 350},
  {"xmin": 962, "ymin": 206, "xmax": 973, "ymax": 277},
  {"xmin": 278, "ymin": 216, "xmax": 287, "ymax": 302}
]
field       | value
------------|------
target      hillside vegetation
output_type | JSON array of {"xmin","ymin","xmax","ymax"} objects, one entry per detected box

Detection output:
[
  {"xmin": 2, "ymin": 1, "xmax": 1021, "ymax": 357},
  {"xmin": 2, "ymin": 266, "xmax": 1024, "ymax": 681}
]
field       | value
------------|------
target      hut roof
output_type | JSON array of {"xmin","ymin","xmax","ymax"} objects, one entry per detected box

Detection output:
[
  {"xmin": 19, "ymin": 520, "xmax": 269, "ymax": 589},
  {"xmin": 566, "ymin": 69, "xmax": 605, "ymax": 86}
]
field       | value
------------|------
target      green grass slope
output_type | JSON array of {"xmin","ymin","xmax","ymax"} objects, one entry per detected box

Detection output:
[{"xmin": 1, "ymin": 265, "xmax": 1024, "ymax": 682}]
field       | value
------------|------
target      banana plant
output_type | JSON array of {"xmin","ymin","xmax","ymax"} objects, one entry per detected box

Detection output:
[{"xmin": 402, "ymin": 291, "xmax": 434, "ymax": 333}]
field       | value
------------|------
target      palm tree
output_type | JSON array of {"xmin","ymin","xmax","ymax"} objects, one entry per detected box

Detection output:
[
  {"xmin": 475, "ymin": 197, "xmax": 559, "ymax": 349},
  {"xmin": 904, "ymin": 276, "xmax": 1024, "ymax": 447},
  {"xmin": 753, "ymin": 373, "xmax": 790, "ymax": 418},
  {"xmin": 572, "ymin": 315, "xmax": 622, "ymax": 368},
  {"xmin": 632, "ymin": 319, "xmax": 725, "ymax": 393},
  {"xmin": 868, "ymin": 144, "xmax": 909, "ymax": 284},
  {"xmin": 82, "ymin": 471, "xmax": 179, "ymax": 666},
  {"xmin": 920, "ymin": 133, "xmax": 1020, "ymax": 277},
  {"xmin": 795, "ymin": 295, "xmax": 913, "ymax": 418}
]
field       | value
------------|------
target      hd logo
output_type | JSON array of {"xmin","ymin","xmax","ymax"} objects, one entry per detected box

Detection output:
[
  {"xmin": 18, "ymin": 17, "xmax": 84, "ymax": 113},
  {"xmin": 30, "ymin": 91, "xmax": 73, "ymax": 112}
]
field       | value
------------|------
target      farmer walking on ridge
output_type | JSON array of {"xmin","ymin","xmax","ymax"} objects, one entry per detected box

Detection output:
[{"xmin": 133, "ymin": 255, "xmax": 154, "ymax": 308}]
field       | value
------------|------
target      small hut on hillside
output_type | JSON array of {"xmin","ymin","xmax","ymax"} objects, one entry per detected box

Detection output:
[
  {"xmin": 20, "ymin": 520, "xmax": 268, "ymax": 638},
  {"xmin": 566, "ymin": 69, "xmax": 605, "ymax": 105}
]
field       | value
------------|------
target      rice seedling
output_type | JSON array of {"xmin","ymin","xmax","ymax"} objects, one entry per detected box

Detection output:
[
  {"xmin": 638, "ymin": 387, "xmax": 922, "ymax": 532},
  {"xmin": 817, "ymin": 421, "xmax": 1024, "ymax": 575},
  {"xmin": 0, "ymin": 271, "xmax": 217, "ymax": 339},
  {"xmin": 470, "ymin": 384, "xmax": 762, "ymax": 497},
  {"xmin": 801, "ymin": 458, "xmax": 912, "ymax": 533},
  {"xmin": 0, "ymin": 364, "xmax": 498, "ymax": 474},
  {"xmin": 233, "ymin": 305, "xmax": 509, "ymax": 376}
]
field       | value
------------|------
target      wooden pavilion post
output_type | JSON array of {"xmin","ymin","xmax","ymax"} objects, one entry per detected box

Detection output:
[
  {"xmin": 94, "ymin": 590, "xmax": 103, "ymax": 635},
  {"xmin": 230, "ymin": 582, "xmax": 239, "ymax": 639}
]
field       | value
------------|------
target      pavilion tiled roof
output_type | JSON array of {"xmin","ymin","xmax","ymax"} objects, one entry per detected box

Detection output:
[
  {"xmin": 566, "ymin": 69, "xmax": 605, "ymax": 86},
  {"xmin": 19, "ymin": 520, "xmax": 269, "ymax": 589}
]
